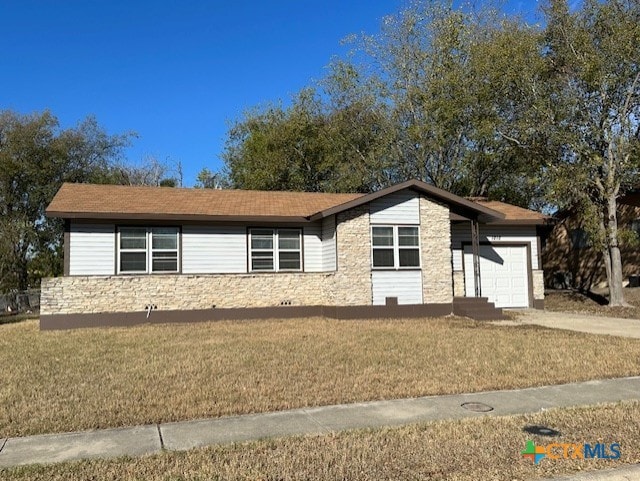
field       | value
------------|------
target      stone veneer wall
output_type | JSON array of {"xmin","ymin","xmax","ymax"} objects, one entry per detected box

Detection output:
[
  {"xmin": 41, "ymin": 273, "xmax": 334, "ymax": 315},
  {"xmin": 452, "ymin": 271, "xmax": 465, "ymax": 297},
  {"xmin": 419, "ymin": 197, "xmax": 454, "ymax": 303},
  {"xmin": 331, "ymin": 205, "xmax": 372, "ymax": 306},
  {"xmin": 533, "ymin": 269, "xmax": 545, "ymax": 301}
]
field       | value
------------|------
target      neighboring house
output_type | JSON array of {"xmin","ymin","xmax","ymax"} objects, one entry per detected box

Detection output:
[
  {"xmin": 40, "ymin": 179, "xmax": 548, "ymax": 329},
  {"xmin": 542, "ymin": 199, "xmax": 640, "ymax": 290}
]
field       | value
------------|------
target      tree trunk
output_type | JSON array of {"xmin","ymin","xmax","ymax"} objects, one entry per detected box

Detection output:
[
  {"xmin": 597, "ymin": 211, "xmax": 612, "ymax": 293},
  {"xmin": 602, "ymin": 246, "xmax": 612, "ymax": 293},
  {"xmin": 17, "ymin": 257, "xmax": 29, "ymax": 292},
  {"xmin": 606, "ymin": 194, "xmax": 628, "ymax": 307},
  {"xmin": 609, "ymin": 245, "xmax": 626, "ymax": 306}
]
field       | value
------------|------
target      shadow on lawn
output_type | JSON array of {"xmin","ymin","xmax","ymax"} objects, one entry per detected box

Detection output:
[
  {"xmin": 0, "ymin": 313, "xmax": 38, "ymax": 326},
  {"xmin": 579, "ymin": 289, "xmax": 609, "ymax": 306},
  {"xmin": 523, "ymin": 425, "xmax": 562, "ymax": 437}
]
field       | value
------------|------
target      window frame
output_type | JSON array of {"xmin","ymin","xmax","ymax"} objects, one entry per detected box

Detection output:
[
  {"xmin": 249, "ymin": 228, "xmax": 276, "ymax": 272},
  {"xmin": 248, "ymin": 228, "xmax": 303, "ymax": 273},
  {"xmin": 371, "ymin": 225, "xmax": 421, "ymax": 270},
  {"xmin": 117, "ymin": 226, "xmax": 180, "ymax": 275},
  {"xmin": 118, "ymin": 227, "xmax": 148, "ymax": 274}
]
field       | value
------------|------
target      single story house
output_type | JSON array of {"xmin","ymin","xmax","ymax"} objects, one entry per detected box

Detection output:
[
  {"xmin": 40, "ymin": 180, "xmax": 548, "ymax": 329},
  {"xmin": 543, "ymin": 197, "xmax": 640, "ymax": 290}
]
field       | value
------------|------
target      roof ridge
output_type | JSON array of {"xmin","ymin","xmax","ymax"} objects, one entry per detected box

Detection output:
[{"xmin": 61, "ymin": 182, "xmax": 364, "ymax": 197}]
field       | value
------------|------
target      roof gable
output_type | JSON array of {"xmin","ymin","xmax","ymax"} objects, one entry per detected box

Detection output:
[{"xmin": 309, "ymin": 180, "xmax": 505, "ymax": 222}]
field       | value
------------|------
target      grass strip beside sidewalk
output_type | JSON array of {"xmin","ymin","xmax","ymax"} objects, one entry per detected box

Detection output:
[{"xmin": 3, "ymin": 401, "xmax": 639, "ymax": 481}]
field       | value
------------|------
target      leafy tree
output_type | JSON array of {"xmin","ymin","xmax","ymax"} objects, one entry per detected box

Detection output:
[
  {"xmin": 0, "ymin": 110, "xmax": 131, "ymax": 292},
  {"xmin": 159, "ymin": 178, "xmax": 177, "ymax": 187},
  {"xmin": 194, "ymin": 167, "xmax": 229, "ymax": 189},
  {"xmin": 542, "ymin": 0, "xmax": 640, "ymax": 305},
  {"xmin": 223, "ymin": 88, "xmax": 389, "ymax": 193},
  {"xmin": 223, "ymin": 90, "xmax": 325, "ymax": 192},
  {"xmin": 221, "ymin": 1, "xmax": 546, "ymax": 203},
  {"xmin": 461, "ymin": 19, "xmax": 552, "ymax": 207},
  {"xmin": 320, "ymin": 59, "xmax": 394, "ymax": 192},
  {"xmin": 350, "ymin": 1, "xmax": 549, "ymax": 202},
  {"xmin": 357, "ymin": 1, "xmax": 476, "ymax": 190}
]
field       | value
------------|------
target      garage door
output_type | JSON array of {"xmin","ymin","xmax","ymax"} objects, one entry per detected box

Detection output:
[{"xmin": 463, "ymin": 245, "xmax": 529, "ymax": 308}]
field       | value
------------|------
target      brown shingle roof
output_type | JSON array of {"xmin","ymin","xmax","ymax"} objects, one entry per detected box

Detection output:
[
  {"xmin": 46, "ymin": 183, "xmax": 364, "ymax": 221},
  {"xmin": 467, "ymin": 198, "xmax": 549, "ymax": 223},
  {"xmin": 46, "ymin": 182, "xmax": 545, "ymax": 224}
]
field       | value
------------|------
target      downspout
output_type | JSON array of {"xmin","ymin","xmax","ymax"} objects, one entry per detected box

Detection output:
[{"xmin": 471, "ymin": 219, "xmax": 481, "ymax": 297}]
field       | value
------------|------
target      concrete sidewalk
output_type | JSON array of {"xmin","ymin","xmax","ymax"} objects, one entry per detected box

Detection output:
[
  {"xmin": 1, "ymin": 376, "xmax": 639, "ymax": 469},
  {"xmin": 506, "ymin": 310, "xmax": 640, "ymax": 339},
  {"xmin": 537, "ymin": 464, "xmax": 640, "ymax": 480}
]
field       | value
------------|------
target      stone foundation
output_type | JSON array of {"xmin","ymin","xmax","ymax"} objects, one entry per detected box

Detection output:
[{"xmin": 41, "ymin": 273, "xmax": 335, "ymax": 315}]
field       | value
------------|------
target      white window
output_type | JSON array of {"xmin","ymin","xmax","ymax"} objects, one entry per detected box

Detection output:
[
  {"xmin": 118, "ymin": 227, "xmax": 179, "ymax": 274},
  {"xmin": 371, "ymin": 226, "xmax": 420, "ymax": 269},
  {"xmin": 249, "ymin": 228, "xmax": 302, "ymax": 272}
]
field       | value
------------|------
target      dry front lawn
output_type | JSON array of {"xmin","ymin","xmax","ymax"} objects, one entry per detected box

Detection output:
[
  {"xmin": 545, "ymin": 287, "xmax": 640, "ymax": 319},
  {"xmin": 1, "ymin": 317, "xmax": 640, "ymax": 437},
  {"xmin": 3, "ymin": 401, "xmax": 639, "ymax": 480}
]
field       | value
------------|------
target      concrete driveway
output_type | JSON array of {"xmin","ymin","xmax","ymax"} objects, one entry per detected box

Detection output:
[{"xmin": 502, "ymin": 310, "xmax": 640, "ymax": 339}]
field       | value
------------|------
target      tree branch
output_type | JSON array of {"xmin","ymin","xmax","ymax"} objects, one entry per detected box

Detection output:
[
  {"xmin": 621, "ymin": 72, "xmax": 640, "ymax": 120},
  {"xmin": 497, "ymin": 130, "xmax": 524, "ymax": 146}
]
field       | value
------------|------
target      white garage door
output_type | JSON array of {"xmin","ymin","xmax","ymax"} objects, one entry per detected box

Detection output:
[{"xmin": 463, "ymin": 245, "xmax": 529, "ymax": 308}]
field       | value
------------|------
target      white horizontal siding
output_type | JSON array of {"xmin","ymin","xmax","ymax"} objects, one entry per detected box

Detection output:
[
  {"xmin": 182, "ymin": 226, "xmax": 247, "ymax": 274},
  {"xmin": 451, "ymin": 223, "xmax": 539, "ymax": 271},
  {"xmin": 321, "ymin": 215, "xmax": 337, "ymax": 271},
  {"xmin": 303, "ymin": 223, "xmax": 323, "ymax": 272},
  {"xmin": 372, "ymin": 270, "xmax": 423, "ymax": 305},
  {"xmin": 370, "ymin": 190, "xmax": 419, "ymax": 225},
  {"xmin": 69, "ymin": 223, "xmax": 115, "ymax": 275}
]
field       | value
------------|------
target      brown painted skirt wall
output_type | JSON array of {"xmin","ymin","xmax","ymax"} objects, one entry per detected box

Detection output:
[{"xmin": 40, "ymin": 304, "xmax": 455, "ymax": 330}]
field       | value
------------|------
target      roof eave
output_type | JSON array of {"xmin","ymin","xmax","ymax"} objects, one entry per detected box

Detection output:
[
  {"xmin": 484, "ymin": 218, "xmax": 551, "ymax": 226},
  {"xmin": 45, "ymin": 211, "xmax": 313, "ymax": 224}
]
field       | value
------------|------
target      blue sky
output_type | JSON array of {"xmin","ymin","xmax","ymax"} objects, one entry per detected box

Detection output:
[{"xmin": 1, "ymin": 1, "xmax": 543, "ymax": 186}]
